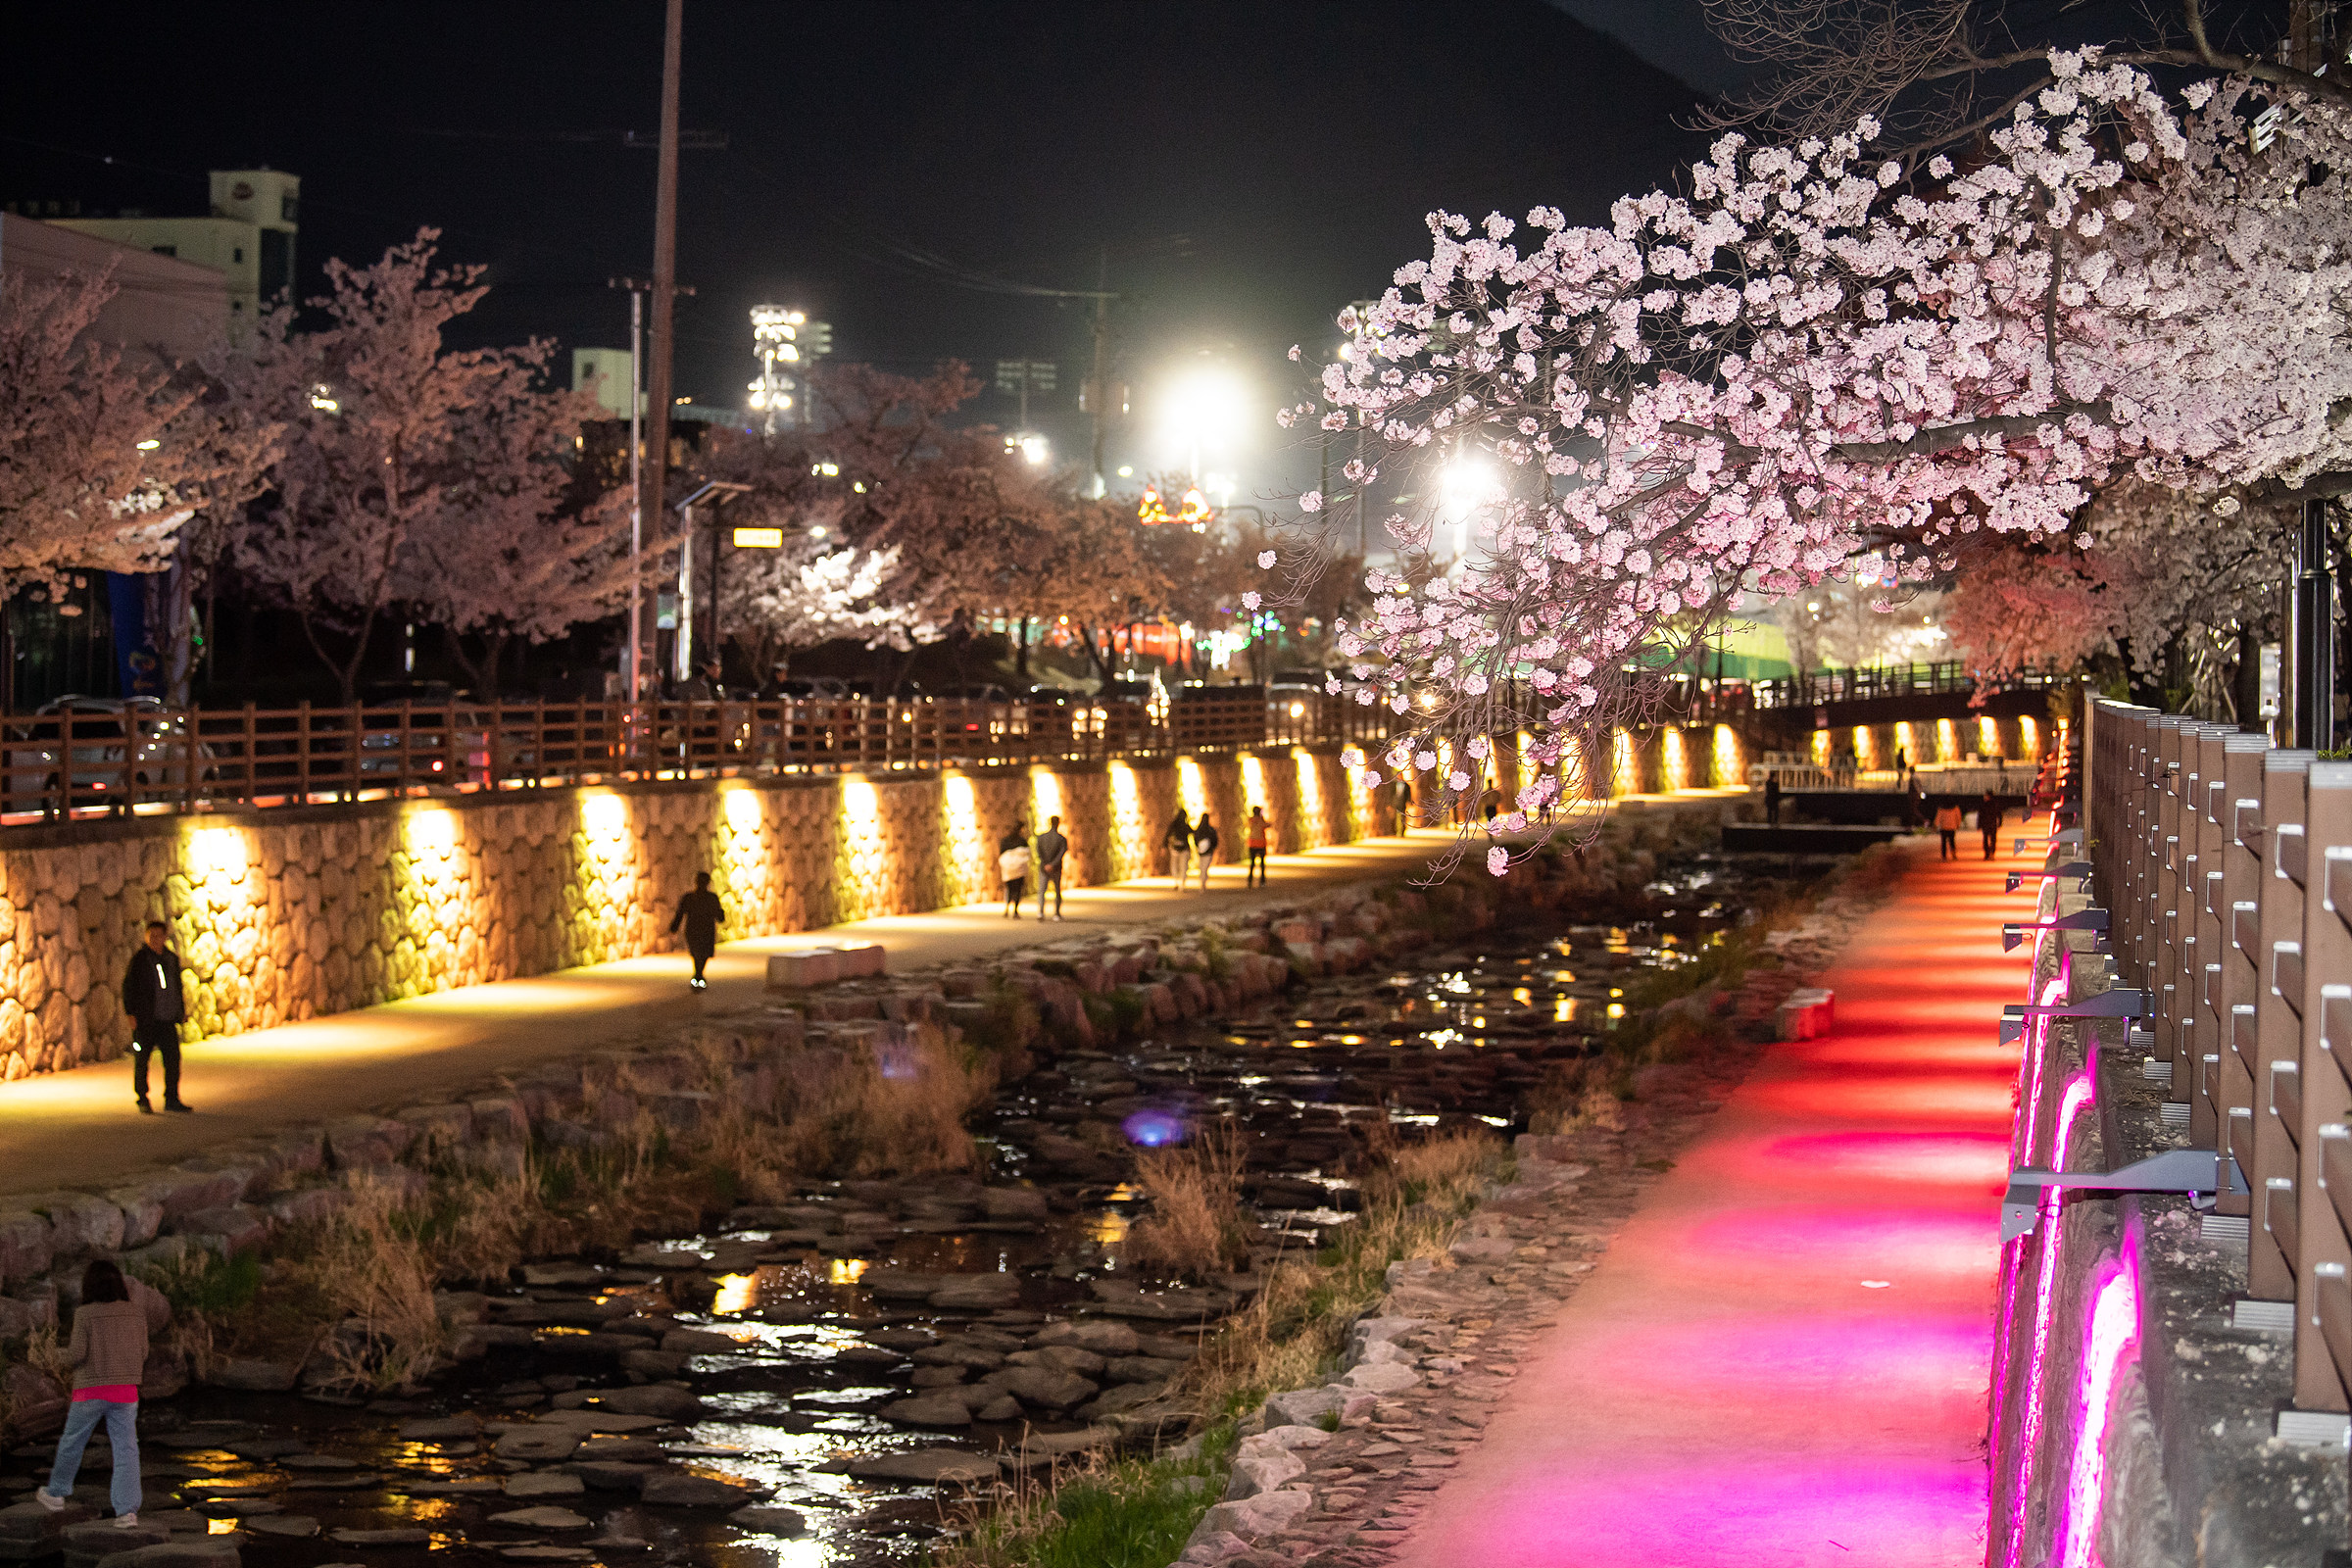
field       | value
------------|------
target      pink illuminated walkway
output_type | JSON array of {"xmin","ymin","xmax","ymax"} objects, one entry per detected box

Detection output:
[{"xmin": 1394, "ymin": 831, "xmax": 2039, "ymax": 1568}]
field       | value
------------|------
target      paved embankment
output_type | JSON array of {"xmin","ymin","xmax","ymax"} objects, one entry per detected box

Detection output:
[
  {"xmin": 1382, "ymin": 833, "xmax": 2038, "ymax": 1568},
  {"xmin": 0, "ymin": 808, "xmax": 1724, "ymax": 1200}
]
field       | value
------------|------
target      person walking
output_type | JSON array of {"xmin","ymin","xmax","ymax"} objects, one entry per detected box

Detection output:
[
  {"xmin": 1394, "ymin": 781, "xmax": 1413, "ymax": 836},
  {"xmin": 122, "ymin": 921, "xmax": 188, "ymax": 1115},
  {"xmin": 667, "ymin": 873, "xmax": 725, "ymax": 991},
  {"xmin": 1763, "ymin": 770, "xmax": 1783, "ymax": 828},
  {"xmin": 1978, "ymin": 791, "xmax": 2006, "ymax": 860},
  {"xmin": 1480, "ymin": 784, "xmax": 1502, "ymax": 823},
  {"xmin": 1191, "ymin": 814, "xmax": 1219, "ymax": 891},
  {"xmin": 1245, "ymin": 806, "xmax": 1270, "ymax": 887},
  {"xmin": 1893, "ymin": 745, "xmax": 1908, "ymax": 784},
  {"xmin": 33, "ymin": 1259, "xmax": 166, "ymax": 1527},
  {"xmin": 1033, "ymin": 815, "xmax": 1068, "ymax": 921},
  {"xmin": 1164, "ymin": 808, "xmax": 1194, "ymax": 890},
  {"xmin": 997, "ymin": 824, "xmax": 1031, "ymax": 917},
  {"xmin": 1935, "ymin": 801, "xmax": 1964, "ymax": 859}
]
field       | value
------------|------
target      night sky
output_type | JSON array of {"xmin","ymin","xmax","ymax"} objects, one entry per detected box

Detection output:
[{"xmin": 6, "ymin": 2, "xmax": 1716, "ymax": 496}]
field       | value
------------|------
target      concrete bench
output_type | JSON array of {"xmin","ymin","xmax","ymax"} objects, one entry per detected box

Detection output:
[
  {"xmin": 765, "ymin": 942, "xmax": 888, "ymax": 990},
  {"xmin": 1775, "ymin": 987, "xmax": 1835, "ymax": 1041}
]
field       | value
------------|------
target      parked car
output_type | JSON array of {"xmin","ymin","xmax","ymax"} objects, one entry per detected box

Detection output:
[{"xmin": 5, "ymin": 697, "xmax": 217, "ymax": 817}]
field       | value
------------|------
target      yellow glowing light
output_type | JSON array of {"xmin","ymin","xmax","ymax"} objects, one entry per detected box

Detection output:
[
  {"xmin": 1893, "ymin": 720, "xmax": 1915, "ymax": 764},
  {"xmin": 208, "ymin": 1519, "xmax": 240, "ymax": 1537},
  {"xmin": 1176, "ymin": 757, "xmax": 1207, "ymax": 818},
  {"xmin": 1612, "ymin": 730, "xmax": 1639, "ymax": 797},
  {"xmin": 403, "ymin": 807, "xmax": 458, "ymax": 857},
  {"xmin": 1979, "ymin": 716, "xmax": 2001, "ymax": 758},
  {"xmin": 1294, "ymin": 749, "xmax": 1323, "ymax": 839},
  {"xmin": 1554, "ymin": 996, "xmax": 1576, "ymax": 1022},
  {"xmin": 2020, "ymin": 715, "xmax": 2039, "ymax": 756},
  {"xmin": 1607, "ymin": 1002, "xmax": 1626, "ymax": 1019},
  {"xmin": 1660, "ymin": 726, "xmax": 1688, "ymax": 793},
  {"xmin": 1712, "ymin": 724, "xmax": 1742, "ymax": 788},
  {"xmin": 724, "ymin": 786, "xmax": 762, "ymax": 832},
  {"xmin": 829, "ymin": 1258, "xmax": 869, "ymax": 1286},
  {"xmin": 1240, "ymin": 754, "xmax": 1266, "ymax": 813},
  {"xmin": 709, "ymin": 1273, "xmax": 760, "ymax": 1315},
  {"xmin": 842, "ymin": 778, "xmax": 882, "ymax": 834},
  {"xmin": 185, "ymin": 825, "xmax": 248, "ymax": 878},
  {"xmin": 1852, "ymin": 725, "xmax": 1876, "ymax": 769},
  {"xmin": 1936, "ymin": 717, "xmax": 1957, "ymax": 760},
  {"xmin": 581, "ymin": 791, "xmax": 628, "ymax": 842},
  {"xmin": 1030, "ymin": 766, "xmax": 1065, "ymax": 828},
  {"xmin": 731, "ymin": 526, "xmax": 785, "ymax": 548},
  {"xmin": 1810, "ymin": 730, "xmax": 1832, "ymax": 767},
  {"xmin": 1511, "ymin": 987, "xmax": 1532, "ymax": 1005}
]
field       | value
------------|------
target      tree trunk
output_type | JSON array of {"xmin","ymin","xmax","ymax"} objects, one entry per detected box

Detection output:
[
  {"xmin": 1075, "ymin": 623, "xmax": 1117, "ymax": 688},
  {"xmin": 2233, "ymin": 622, "xmax": 2263, "ymax": 732},
  {"xmin": 1014, "ymin": 617, "xmax": 1032, "ymax": 682}
]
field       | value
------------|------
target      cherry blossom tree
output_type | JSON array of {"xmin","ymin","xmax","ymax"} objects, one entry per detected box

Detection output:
[
  {"xmin": 1284, "ymin": 51, "xmax": 2352, "ymax": 870},
  {"xmin": 397, "ymin": 352, "xmax": 632, "ymax": 697},
  {"xmin": 232, "ymin": 231, "xmax": 533, "ymax": 705},
  {"xmin": 0, "ymin": 268, "xmax": 237, "ymax": 601},
  {"xmin": 716, "ymin": 527, "xmax": 925, "ymax": 683}
]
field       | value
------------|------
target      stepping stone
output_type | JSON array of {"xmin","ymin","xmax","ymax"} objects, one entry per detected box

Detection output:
[
  {"xmin": 494, "ymin": 1431, "xmax": 581, "ymax": 1463},
  {"xmin": 500, "ymin": 1549, "xmax": 594, "ymax": 1562},
  {"xmin": 278, "ymin": 1455, "xmax": 360, "ymax": 1471},
  {"xmin": 329, "ymin": 1527, "xmax": 433, "ymax": 1545},
  {"xmin": 533, "ymin": 1412, "xmax": 666, "ymax": 1435},
  {"xmin": 487, "ymin": 1506, "xmax": 592, "ymax": 1531},
  {"xmin": 520, "ymin": 1265, "xmax": 605, "ymax": 1287},
  {"xmin": 880, "ymin": 1394, "xmax": 970, "ymax": 1428},
  {"xmin": 503, "ymin": 1474, "xmax": 585, "ymax": 1499},
  {"xmin": 638, "ymin": 1475, "xmax": 756, "ymax": 1508},
  {"xmin": 845, "ymin": 1449, "xmax": 1002, "ymax": 1484},
  {"xmin": 395, "ymin": 1419, "xmax": 478, "ymax": 1441},
  {"xmin": 247, "ymin": 1516, "xmax": 319, "ymax": 1539},
  {"xmin": 85, "ymin": 1543, "xmax": 239, "ymax": 1568},
  {"xmin": 193, "ymin": 1497, "xmax": 281, "ymax": 1517},
  {"xmin": 571, "ymin": 1464, "xmax": 651, "ymax": 1493},
  {"xmin": 401, "ymin": 1479, "xmax": 506, "ymax": 1495},
  {"xmin": 576, "ymin": 1388, "xmax": 701, "ymax": 1420},
  {"xmin": 728, "ymin": 1505, "xmax": 806, "ymax": 1536},
  {"xmin": 928, "ymin": 1275, "xmax": 1021, "ymax": 1310}
]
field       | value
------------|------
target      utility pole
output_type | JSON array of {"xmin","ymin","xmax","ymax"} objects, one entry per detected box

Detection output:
[
  {"xmin": 643, "ymin": 0, "xmax": 684, "ymax": 689},
  {"xmin": 610, "ymin": 278, "xmax": 649, "ymax": 701},
  {"xmin": 1087, "ymin": 261, "xmax": 1112, "ymax": 498},
  {"xmin": 2294, "ymin": 496, "xmax": 2335, "ymax": 751}
]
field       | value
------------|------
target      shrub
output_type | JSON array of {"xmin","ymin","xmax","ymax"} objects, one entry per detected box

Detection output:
[{"xmin": 1126, "ymin": 1122, "xmax": 1250, "ymax": 1279}]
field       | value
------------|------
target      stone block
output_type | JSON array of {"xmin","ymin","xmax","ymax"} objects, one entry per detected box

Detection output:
[
  {"xmin": 173, "ymin": 1205, "xmax": 270, "ymax": 1253},
  {"xmin": 322, "ymin": 1115, "xmax": 415, "ymax": 1169},
  {"xmin": 1775, "ymin": 987, "xmax": 1836, "ymax": 1042},
  {"xmin": 203, "ymin": 1357, "xmax": 301, "ymax": 1392},
  {"xmin": 265, "ymin": 1188, "xmax": 349, "ymax": 1229},
  {"xmin": 469, "ymin": 1098, "xmax": 529, "ymax": 1141},
  {"xmin": 154, "ymin": 1167, "xmax": 247, "ymax": 1220},
  {"xmin": 104, "ymin": 1188, "xmax": 166, "ymax": 1250},
  {"xmin": 0, "ymin": 1211, "xmax": 54, "ymax": 1287},
  {"xmin": 26, "ymin": 1193, "xmax": 124, "ymax": 1258},
  {"xmin": 394, "ymin": 1103, "xmax": 474, "ymax": 1146}
]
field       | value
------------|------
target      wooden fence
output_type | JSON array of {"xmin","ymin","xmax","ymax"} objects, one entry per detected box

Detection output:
[
  {"xmin": 2088, "ymin": 701, "xmax": 2352, "ymax": 1456},
  {"xmin": 0, "ymin": 689, "xmax": 1393, "ymax": 823}
]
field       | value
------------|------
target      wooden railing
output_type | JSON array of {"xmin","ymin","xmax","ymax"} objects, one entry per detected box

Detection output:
[
  {"xmin": 2087, "ymin": 701, "xmax": 2352, "ymax": 1449},
  {"xmin": 0, "ymin": 690, "xmax": 1394, "ymax": 824}
]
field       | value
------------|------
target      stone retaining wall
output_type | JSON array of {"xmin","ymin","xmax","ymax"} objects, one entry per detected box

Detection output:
[{"xmin": 0, "ymin": 751, "xmax": 1385, "ymax": 1084}]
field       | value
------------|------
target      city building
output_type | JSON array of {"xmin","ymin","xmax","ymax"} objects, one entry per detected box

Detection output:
[
  {"xmin": 45, "ymin": 169, "xmax": 299, "ymax": 332},
  {"xmin": 0, "ymin": 214, "xmax": 229, "ymax": 364}
]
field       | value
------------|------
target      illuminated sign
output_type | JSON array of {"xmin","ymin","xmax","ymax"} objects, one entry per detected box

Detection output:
[
  {"xmin": 731, "ymin": 527, "xmax": 785, "ymax": 548},
  {"xmin": 1138, "ymin": 485, "xmax": 1212, "ymax": 527}
]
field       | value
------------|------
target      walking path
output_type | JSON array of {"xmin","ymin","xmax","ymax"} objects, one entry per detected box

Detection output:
[
  {"xmin": 0, "ymin": 798, "xmax": 1727, "ymax": 1200},
  {"xmin": 1390, "ymin": 831, "xmax": 2037, "ymax": 1568}
]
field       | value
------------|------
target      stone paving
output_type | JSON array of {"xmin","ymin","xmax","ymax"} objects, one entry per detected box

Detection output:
[{"xmin": 1175, "ymin": 832, "xmax": 2026, "ymax": 1567}]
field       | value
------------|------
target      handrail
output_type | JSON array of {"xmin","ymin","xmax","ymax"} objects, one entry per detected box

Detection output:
[{"xmin": 0, "ymin": 692, "xmax": 1401, "ymax": 824}]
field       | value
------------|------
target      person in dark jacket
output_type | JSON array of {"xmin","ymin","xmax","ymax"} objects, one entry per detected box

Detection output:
[
  {"xmin": 1191, "ymin": 814, "xmax": 1219, "ymax": 891},
  {"xmin": 1763, "ymin": 770, "xmax": 1783, "ymax": 827},
  {"xmin": 1165, "ymin": 809, "xmax": 1194, "ymax": 890},
  {"xmin": 1978, "ymin": 792, "xmax": 2006, "ymax": 860},
  {"xmin": 669, "ymin": 873, "xmax": 725, "ymax": 991},
  {"xmin": 1033, "ymin": 815, "xmax": 1069, "ymax": 922},
  {"xmin": 121, "ymin": 921, "xmax": 188, "ymax": 1115}
]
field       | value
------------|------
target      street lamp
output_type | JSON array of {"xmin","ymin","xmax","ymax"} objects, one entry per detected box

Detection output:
[{"xmin": 1162, "ymin": 368, "xmax": 1246, "ymax": 480}]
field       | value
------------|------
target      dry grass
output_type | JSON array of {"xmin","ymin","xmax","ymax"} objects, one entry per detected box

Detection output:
[
  {"xmin": 1125, "ymin": 1122, "xmax": 1250, "ymax": 1279},
  {"xmin": 1187, "ymin": 1126, "xmax": 1500, "ymax": 1413},
  {"xmin": 771, "ymin": 1026, "xmax": 995, "ymax": 1178}
]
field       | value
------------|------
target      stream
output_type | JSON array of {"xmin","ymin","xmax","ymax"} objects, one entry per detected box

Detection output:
[{"xmin": 1, "ymin": 849, "xmax": 1834, "ymax": 1568}]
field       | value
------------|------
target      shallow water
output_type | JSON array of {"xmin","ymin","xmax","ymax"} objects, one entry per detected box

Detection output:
[{"xmin": 9, "ymin": 852, "xmax": 1819, "ymax": 1566}]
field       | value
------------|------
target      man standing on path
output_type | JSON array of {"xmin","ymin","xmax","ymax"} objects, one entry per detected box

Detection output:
[
  {"xmin": 1192, "ymin": 814, "xmax": 1220, "ymax": 891},
  {"xmin": 1764, "ymin": 769, "xmax": 1783, "ymax": 827},
  {"xmin": 1978, "ymin": 790, "xmax": 2006, "ymax": 860},
  {"xmin": 1033, "ymin": 815, "xmax": 1068, "ymax": 921},
  {"xmin": 1245, "ymin": 806, "xmax": 1269, "ymax": 887},
  {"xmin": 668, "ymin": 873, "xmax": 725, "ymax": 991},
  {"xmin": 122, "ymin": 921, "xmax": 189, "ymax": 1115}
]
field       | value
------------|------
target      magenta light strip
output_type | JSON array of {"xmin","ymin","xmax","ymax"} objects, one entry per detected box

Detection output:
[
  {"xmin": 2057, "ymin": 1260, "xmax": 2140, "ymax": 1567},
  {"xmin": 2000, "ymin": 1056, "xmax": 2093, "ymax": 1568}
]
